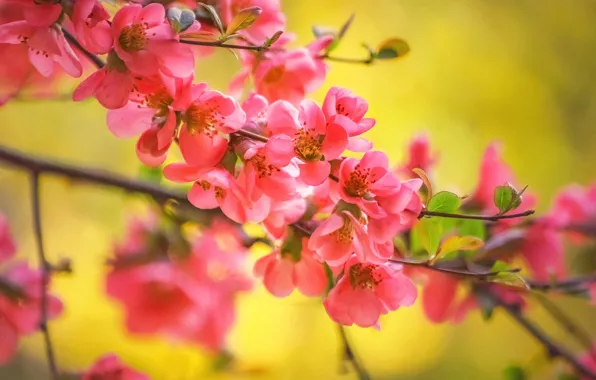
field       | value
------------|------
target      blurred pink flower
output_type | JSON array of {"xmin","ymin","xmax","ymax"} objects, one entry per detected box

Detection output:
[
  {"xmin": 219, "ymin": 0, "xmax": 285, "ymax": 44},
  {"xmin": 70, "ymin": 0, "xmax": 112, "ymax": 54},
  {"xmin": 82, "ymin": 354, "xmax": 149, "ymax": 380}
]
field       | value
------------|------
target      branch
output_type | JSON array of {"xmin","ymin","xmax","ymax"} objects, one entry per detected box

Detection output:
[
  {"xmin": 179, "ymin": 39, "xmax": 267, "ymax": 52},
  {"xmin": 30, "ymin": 173, "xmax": 59, "ymax": 379},
  {"xmin": 0, "ymin": 145, "xmax": 188, "ymax": 205},
  {"xmin": 337, "ymin": 325, "xmax": 370, "ymax": 380},
  {"xmin": 528, "ymin": 275, "xmax": 596, "ymax": 292},
  {"xmin": 490, "ymin": 290, "xmax": 596, "ymax": 379},
  {"xmin": 388, "ymin": 257, "xmax": 521, "ymax": 278},
  {"xmin": 420, "ymin": 209, "xmax": 535, "ymax": 222},
  {"xmin": 318, "ymin": 54, "xmax": 374, "ymax": 65},
  {"xmin": 62, "ymin": 28, "xmax": 105, "ymax": 69},
  {"xmin": 532, "ymin": 293, "xmax": 594, "ymax": 353}
]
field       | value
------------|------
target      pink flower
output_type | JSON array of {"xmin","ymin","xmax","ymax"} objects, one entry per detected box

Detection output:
[
  {"xmin": 0, "ymin": 214, "xmax": 16, "ymax": 262},
  {"xmin": 73, "ymin": 51, "xmax": 135, "ymax": 109},
  {"xmin": 338, "ymin": 151, "xmax": 401, "ymax": 218},
  {"xmin": 421, "ymin": 271, "xmax": 459, "ymax": 323},
  {"xmin": 164, "ymin": 164, "xmax": 252, "ymax": 224},
  {"xmin": 233, "ymin": 36, "xmax": 332, "ymax": 105},
  {"xmin": 219, "ymin": 0, "xmax": 285, "ymax": 44},
  {"xmin": 552, "ymin": 183, "xmax": 596, "ymax": 243},
  {"xmin": 9, "ymin": 0, "xmax": 62, "ymax": 27},
  {"xmin": 309, "ymin": 210, "xmax": 390, "ymax": 266},
  {"xmin": 238, "ymin": 137, "xmax": 297, "ymax": 201},
  {"xmin": 82, "ymin": 354, "xmax": 149, "ymax": 380},
  {"xmin": 397, "ymin": 134, "xmax": 437, "ymax": 179},
  {"xmin": 178, "ymin": 84, "xmax": 246, "ymax": 168},
  {"xmin": 521, "ymin": 218, "xmax": 566, "ymax": 281},
  {"xmin": 262, "ymin": 196, "xmax": 306, "ymax": 239},
  {"xmin": 111, "ymin": 4, "xmax": 194, "ymax": 78},
  {"xmin": 0, "ymin": 21, "xmax": 82, "ymax": 78},
  {"xmin": 70, "ymin": 0, "xmax": 112, "ymax": 54},
  {"xmin": 254, "ymin": 241, "xmax": 327, "ymax": 297},
  {"xmin": 266, "ymin": 99, "xmax": 348, "ymax": 185},
  {"xmin": 322, "ymin": 87, "xmax": 375, "ymax": 136},
  {"xmin": 323, "ymin": 257, "xmax": 417, "ymax": 328},
  {"xmin": 368, "ymin": 178, "xmax": 423, "ymax": 243},
  {"xmin": 0, "ymin": 263, "xmax": 63, "ymax": 365}
]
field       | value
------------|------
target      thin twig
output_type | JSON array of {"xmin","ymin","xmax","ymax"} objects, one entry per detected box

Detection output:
[
  {"xmin": 30, "ymin": 173, "xmax": 59, "ymax": 379},
  {"xmin": 179, "ymin": 39, "xmax": 266, "ymax": 52},
  {"xmin": 528, "ymin": 275, "xmax": 596, "ymax": 292},
  {"xmin": 337, "ymin": 325, "xmax": 370, "ymax": 380},
  {"xmin": 420, "ymin": 209, "xmax": 535, "ymax": 221},
  {"xmin": 532, "ymin": 293, "xmax": 594, "ymax": 353},
  {"xmin": 491, "ymin": 291, "xmax": 596, "ymax": 379},
  {"xmin": 62, "ymin": 28, "xmax": 106, "ymax": 69},
  {"xmin": 387, "ymin": 257, "xmax": 520, "ymax": 278},
  {"xmin": 319, "ymin": 55, "xmax": 374, "ymax": 65}
]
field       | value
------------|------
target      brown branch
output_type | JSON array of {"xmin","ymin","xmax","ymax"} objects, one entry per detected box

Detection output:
[
  {"xmin": 337, "ymin": 325, "xmax": 370, "ymax": 380},
  {"xmin": 30, "ymin": 173, "xmax": 59, "ymax": 379},
  {"xmin": 490, "ymin": 290, "xmax": 596, "ymax": 379},
  {"xmin": 179, "ymin": 39, "xmax": 267, "ymax": 52},
  {"xmin": 318, "ymin": 54, "xmax": 374, "ymax": 65},
  {"xmin": 62, "ymin": 28, "xmax": 105, "ymax": 69},
  {"xmin": 419, "ymin": 209, "xmax": 535, "ymax": 222},
  {"xmin": 532, "ymin": 293, "xmax": 594, "ymax": 353},
  {"xmin": 528, "ymin": 275, "xmax": 596, "ymax": 292}
]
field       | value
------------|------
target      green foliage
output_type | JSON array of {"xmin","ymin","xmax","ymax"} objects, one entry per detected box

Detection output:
[
  {"xmin": 225, "ymin": 6, "xmax": 262, "ymax": 37},
  {"xmin": 413, "ymin": 218, "xmax": 443, "ymax": 254},
  {"xmin": 503, "ymin": 365, "xmax": 526, "ymax": 380},
  {"xmin": 458, "ymin": 219, "xmax": 487, "ymax": 240},
  {"xmin": 436, "ymin": 235, "xmax": 484, "ymax": 259},
  {"xmin": 490, "ymin": 261, "xmax": 529, "ymax": 289},
  {"xmin": 427, "ymin": 191, "xmax": 461, "ymax": 213},
  {"xmin": 375, "ymin": 38, "xmax": 410, "ymax": 59},
  {"xmin": 263, "ymin": 31, "xmax": 284, "ymax": 48},
  {"xmin": 166, "ymin": 8, "xmax": 196, "ymax": 33},
  {"xmin": 494, "ymin": 184, "xmax": 527, "ymax": 214},
  {"xmin": 198, "ymin": 3, "xmax": 225, "ymax": 35}
]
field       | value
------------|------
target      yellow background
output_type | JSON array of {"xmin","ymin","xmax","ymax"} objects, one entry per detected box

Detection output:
[{"xmin": 2, "ymin": 0, "xmax": 596, "ymax": 379}]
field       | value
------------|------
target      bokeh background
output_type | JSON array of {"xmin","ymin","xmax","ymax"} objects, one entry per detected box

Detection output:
[{"xmin": 2, "ymin": 0, "xmax": 596, "ymax": 378}]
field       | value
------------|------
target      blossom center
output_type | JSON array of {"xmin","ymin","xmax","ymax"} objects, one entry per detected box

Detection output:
[
  {"xmin": 333, "ymin": 216, "xmax": 353, "ymax": 244},
  {"xmin": 336, "ymin": 102, "xmax": 350, "ymax": 117},
  {"xmin": 250, "ymin": 153, "xmax": 279, "ymax": 178},
  {"xmin": 185, "ymin": 103, "xmax": 221, "ymax": 136},
  {"xmin": 263, "ymin": 65, "xmax": 285, "ymax": 84},
  {"xmin": 143, "ymin": 88, "xmax": 173, "ymax": 115},
  {"xmin": 293, "ymin": 129, "xmax": 323, "ymax": 161},
  {"xmin": 344, "ymin": 166, "xmax": 371, "ymax": 197},
  {"xmin": 119, "ymin": 23, "xmax": 148, "ymax": 52},
  {"xmin": 349, "ymin": 263, "xmax": 381, "ymax": 290}
]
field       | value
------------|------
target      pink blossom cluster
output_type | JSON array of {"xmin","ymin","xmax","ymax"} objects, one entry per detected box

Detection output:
[
  {"xmin": 0, "ymin": 214, "xmax": 62, "ymax": 365},
  {"xmin": 106, "ymin": 216, "xmax": 251, "ymax": 351}
]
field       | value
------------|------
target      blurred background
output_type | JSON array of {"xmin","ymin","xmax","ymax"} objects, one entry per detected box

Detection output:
[{"xmin": 2, "ymin": 0, "xmax": 596, "ymax": 378}]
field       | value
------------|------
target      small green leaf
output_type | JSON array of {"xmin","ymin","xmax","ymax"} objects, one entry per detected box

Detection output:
[
  {"xmin": 503, "ymin": 365, "xmax": 526, "ymax": 380},
  {"xmin": 181, "ymin": 30, "xmax": 220, "ymax": 42},
  {"xmin": 138, "ymin": 165, "xmax": 162, "ymax": 184},
  {"xmin": 166, "ymin": 8, "xmax": 196, "ymax": 33},
  {"xmin": 428, "ymin": 191, "xmax": 461, "ymax": 213},
  {"xmin": 414, "ymin": 218, "xmax": 442, "ymax": 255},
  {"xmin": 494, "ymin": 184, "xmax": 527, "ymax": 214},
  {"xmin": 458, "ymin": 219, "xmax": 486, "ymax": 240},
  {"xmin": 375, "ymin": 38, "xmax": 410, "ymax": 60},
  {"xmin": 263, "ymin": 30, "xmax": 283, "ymax": 48},
  {"xmin": 225, "ymin": 6, "xmax": 262, "ymax": 36},
  {"xmin": 198, "ymin": 3, "xmax": 225, "ymax": 35},
  {"xmin": 437, "ymin": 235, "xmax": 484, "ymax": 257}
]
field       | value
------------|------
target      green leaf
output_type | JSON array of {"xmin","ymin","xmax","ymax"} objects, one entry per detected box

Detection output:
[
  {"xmin": 166, "ymin": 8, "xmax": 196, "ymax": 33},
  {"xmin": 263, "ymin": 30, "xmax": 283, "ymax": 48},
  {"xmin": 494, "ymin": 184, "xmax": 527, "ymax": 214},
  {"xmin": 138, "ymin": 165, "xmax": 162, "ymax": 184},
  {"xmin": 312, "ymin": 25, "xmax": 336, "ymax": 38},
  {"xmin": 198, "ymin": 3, "xmax": 225, "ymax": 35},
  {"xmin": 475, "ymin": 290, "xmax": 497, "ymax": 320},
  {"xmin": 375, "ymin": 38, "xmax": 410, "ymax": 60},
  {"xmin": 458, "ymin": 219, "xmax": 486, "ymax": 240},
  {"xmin": 225, "ymin": 6, "xmax": 262, "ymax": 36},
  {"xmin": 503, "ymin": 365, "xmax": 526, "ymax": 380},
  {"xmin": 413, "ymin": 218, "xmax": 442, "ymax": 255},
  {"xmin": 181, "ymin": 30, "xmax": 220, "ymax": 42},
  {"xmin": 437, "ymin": 235, "xmax": 484, "ymax": 258},
  {"xmin": 428, "ymin": 191, "xmax": 461, "ymax": 213}
]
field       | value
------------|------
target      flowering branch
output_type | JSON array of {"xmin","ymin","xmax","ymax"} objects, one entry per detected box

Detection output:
[
  {"xmin": 179, "ymin": 39, "xmax": 268, "ymax": 52},
  {"xmin": 30, "ymin": 173, "xmax": 59, "ymax": 379},
  {"xmin": 528, "ymin": 275, "xmax": 596, "ymax": 292},
  {"xmin": 487, "ymin": 289, "xmax": 596, "ymax": 379}
]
